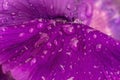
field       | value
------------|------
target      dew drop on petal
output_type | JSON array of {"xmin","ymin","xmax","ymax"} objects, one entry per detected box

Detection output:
[
  {"xmin": 67, "ymin": 76, "xmax": 74, "ymax": 80},
  {"xmin": 29, "ymin": 28, "xmax": 34, "ymax": 33},
  {"xmin": 31, "ymin": 58, "xmax": 36, "ymax": 65},
  {"xmin": 93, "ymin": 34, "xmax": 97, "ymax": 39},
  {"xmin": 70, "ymin": 37, "xmax": 79, "ymax": 49},
  {"xmin": 19, "ymin": 33, "xmax": 24, "ymax": 37},
  {"xmin": 96, "ymin": 44, "xmax": 102, "ymax": 49},
  {"xmin": 63, "ymin": 25, "xmax": 74, "ymax": 34}
]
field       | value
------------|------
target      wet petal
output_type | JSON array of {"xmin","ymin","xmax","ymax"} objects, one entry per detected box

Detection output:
[
  {"xmin": 0, "ymin": 22, "xmax": 37, "ymax": 63},
  {"xmin": 1, "ymin": 19, "xmax": 120, "ymax": 80},
  {"xmin": 0, "ymin": 0, "xmax": 93, "ymax": 26}
]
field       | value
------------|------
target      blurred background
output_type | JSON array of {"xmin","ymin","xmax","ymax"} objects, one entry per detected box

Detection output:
[{"xmin": 90, "ymin": 0, "xmax": 120, "ymax": 40}]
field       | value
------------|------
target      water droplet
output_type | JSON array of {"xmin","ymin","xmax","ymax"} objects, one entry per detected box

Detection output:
[
  {"xmin": 19, "ymin": 33, "xmax": 24, "ymax": 37},
  {"xmin": 43, "ymin": 50, "xmax": 48, "ymax": 55},
  {"xmin": 54, "ymin": 40, "xmax": 58, "ymax": 45},
  {"xmin": 60, "ymin": 64, "xmax": 65, "ymax": 71},
  {"xmin": 24, "ymin": 46, "xmax": 28, "ymax": 50},
  {"xmin": 31, "ymin": 58, "xmax": 36, "ymax": 65},
  {"xmin": 37, "ymin": 23, "xmax": 43, "ymax": 29},
  {"xmin": 63, "ymin": 25, "xmax": 74, "ymax": 34},
  {"xmin": 93, "ymin": 34, "xmax": 97, "ymax": 39},
  {"xmin": 1, "ymin": 27, "xmax": 6, "ymax": 32},
  {"xmin": 67, "ymin": 76, "xmax": 74, "ymax": 80},
  {"xmin": 66, "ymin": 52, "xmax": 71, "ymax": 56},
  {"xmin": 34, "ymin": 33, "xmax": 49, "ymax": 47},
  {"xmin": 93, "ymin": 65, "xmax": 99, "ymax": 69},
  {"xmin": 70, "ymin": 37, "xmax": 79, "ymax": 48},
  {"xmin": 29, "ymin": 28, "xmax": 34, "ymax": 33},
  {"xmin": 116, "ymin": 42, "xmax": 119, "ymax": 45},
  {"xmin": 41, "ymin": 76, "xmax": 45, "ymax": 80},
  {"xmin": 96, "ymin": 44, "xmax": 102, "ymax": 49}
]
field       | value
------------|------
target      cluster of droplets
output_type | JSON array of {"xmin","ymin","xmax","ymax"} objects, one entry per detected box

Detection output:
[
  {"xmin": 1, "ymin": 18, "xmax": 120, "ymax": 79},
  {"xmin": 0, "ymin": 0, "xmax": 93, "ymax": 26}
]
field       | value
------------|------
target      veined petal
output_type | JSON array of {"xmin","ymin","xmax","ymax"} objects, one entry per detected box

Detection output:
[
  {"xmin": 0, "ymin": 0, "xmax": 93, "ymax": 26},
  {"xmin": 1, "ymin": 20, "xmax": 120, "ymax": 80}
]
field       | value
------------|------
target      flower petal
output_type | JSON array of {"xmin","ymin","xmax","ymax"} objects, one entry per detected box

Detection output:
[
  {"xmin": 0, "ymin": 0, "xmax": 93, "ymax": 26},
  {"xmin": 1, "ymin": 20, "xmax": 120, "ymax": 80}
]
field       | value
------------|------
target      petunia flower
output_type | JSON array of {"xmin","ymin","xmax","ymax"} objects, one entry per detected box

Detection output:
[{"xmin": 0, "ymin": 0, "xmax": 120, "ymax": 80}]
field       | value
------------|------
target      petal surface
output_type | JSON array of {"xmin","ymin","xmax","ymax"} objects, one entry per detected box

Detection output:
[
  {"xmin": 0, "ymin": 19, "xmax": 120, "ymax": 80},
  {"xmin": 0, "ymin": 0, "xmax": 93, "ymax": 26}
]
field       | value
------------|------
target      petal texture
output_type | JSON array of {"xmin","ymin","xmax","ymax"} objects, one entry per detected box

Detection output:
[
  {"xmin": 0, "ymin": 19, "xmax": 120, "ymax": 80},
  {"xmin": 0, "ymin": 0, "xmax": 93, "ymax": 26}
]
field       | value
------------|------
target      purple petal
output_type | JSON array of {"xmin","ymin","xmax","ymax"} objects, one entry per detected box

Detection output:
[
  {"xmin": 1, "ymin": 19, "xmax": 120, "ymax": 80},
  {"xmin": 0, "ymin": 0, "xmax": 93, "ymax": 26}
]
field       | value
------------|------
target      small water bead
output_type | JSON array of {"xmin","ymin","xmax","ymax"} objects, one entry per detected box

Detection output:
[
  {"xmin": 67, "ymin": 76, "xmax": 74, "ymax": 80},
  {"xmin": 19, "ymin": 33, "xmax": 24, "ymax": 37},
  {"xmin": 41, "ymin": 76, "xmax": 46, "ymax": 80},
  {"xmin": 54, "ymin": 40, "xmax": 58, "ymax": 45},
  {"xmin": 49, "ymin": 20, "xmax": 56, "ymax": 26},
  {"xmin": 96, "ymin": 44, "xmax": 102, "ymax": 49},
  {"xmin": 93, "ymin": 65, "xmax": 99, "ymax": 69},
  {"xmin": 60, "ymin": 64, "xmax": 65, "ymax": 71},
  {"xmin": 66, "ymin": 52, "xmax": 71, "ymax": 56},
  {"xmin": 11, "ymin": 12, "xmax": 16, "ymax": 16},
  {"xmin": 58, "ymin": 48, "xmax": 63, "ymax": 52},
  {"xmin": 34, "ymin": 33, "xmax": 49, "ymax": 48},
  {"xmin": 67, "ymin": 4, "xmax": 71, "ymax": 10},
  {"xmin": 74, "ymin": 19, "xmax": 82, "ymax": 23},
  {"xmin": 21, "ymin": 25, "xmax": 25, "ymax": 28},
  {"xmin": 69, "ymin": 65, "xmax": 73, "ymax": 69},
  {"xmin": 93, "ymin": 34, "xmax": 97, "ymax": 39},
  {"xmin": 23, "ymin": 46, "xmax": 28, "ymax": 50},
  {"xmin": 63, "ymin": 24, "xmax": 75, "ymax": 34},
  {"xmin": 29, "ymin": 28, "xmax": 34, "ymax": 33},
  {"xmin": 70, "ymin": 37, "xmax": 79, "ymax": 48},
  {"xmin": 38, "ymin": 19, "xmax": 43, "ymax": 22},
  {"xmin": 116, "ymin": 42, "xmax": 119, "ymax": 46},
  {"xmin": 25, "ymin": 58, "xmax": 32, "ymax": 63},
  {"xmin": 31, "ymin": 58, "xmax": 36, "ymax": 65},
  {"xmin": 1, "ymin": 27, "xmax": 6, "ymax": 32},
  {"xmin": 116, "ymin": 71, "xmax": 120, "ymax": 75},
  {"xmin": 43, "ymin": 50, "xmax": 48, "ymax": 55},
  {"xmin": 37, "ymin": 23, "xmax": 43, "ymax": 29}
]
